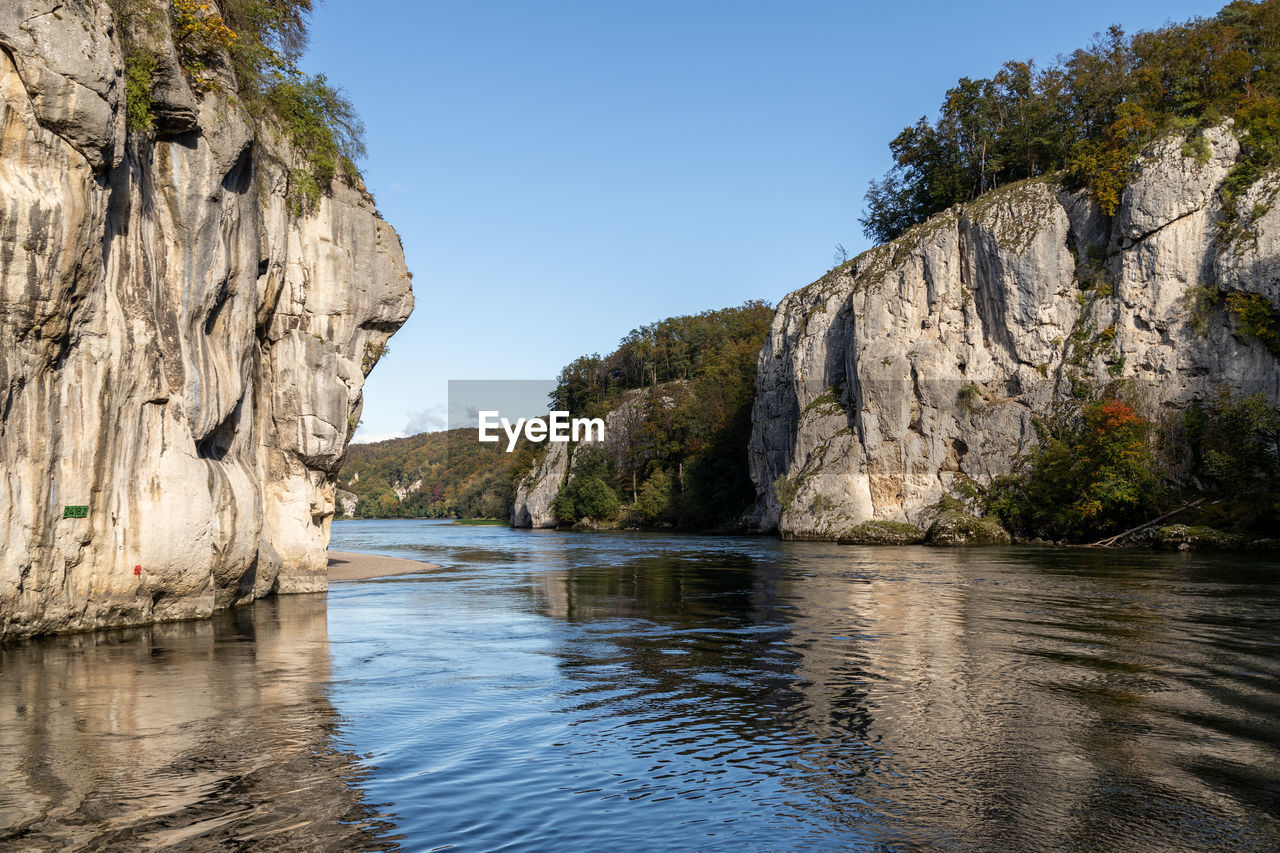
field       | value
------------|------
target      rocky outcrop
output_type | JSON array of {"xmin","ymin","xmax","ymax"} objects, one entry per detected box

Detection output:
[
  {"xmin": 508, "ymin": 386, "xmax": 680, "ymax": 528},
  {"xmin": 392, "ymin": 478, "xmax": 422, "ymax": 502},
  {"xmin": 837, "ymin": 519, "xmax": 924, "ymax": 546},
  {"xmin": 1152, "ymin": 525, "xmax": 1247, "ymax": 551},
  {"xmin": 510, "ymin": 442, "xmax": 567, "ymax": 528},
  {"xmin": 749, "ymin": 124, "xmax": 1279, "ymax": 540},
  {"xmin": 924, "ymin": 511, "xmax": 1011, "ymax": 547},
  {"xmin": 1150, "ymin": 525, "xmax": 1279, "ymax": 551},
  {"xmin": 0, "ymin": 2, "xmax": 413, "ymax": 638}
]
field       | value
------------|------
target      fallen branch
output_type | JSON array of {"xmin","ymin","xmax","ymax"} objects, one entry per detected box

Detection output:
[{"xmin": 1084, "ymin": 498, "xmax": 1205, "ymax": 548}]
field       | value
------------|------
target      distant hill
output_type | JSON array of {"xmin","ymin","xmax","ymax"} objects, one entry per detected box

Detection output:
[{"xmin": 339, "ymin": 429, "xmax": 540, "ymax": 519}]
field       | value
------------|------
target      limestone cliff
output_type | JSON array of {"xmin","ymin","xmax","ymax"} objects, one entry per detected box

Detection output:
[
  {"xmin": 749, "ymin": 124, "xmax": 1279, "ymax": 540},
  {"xmin": 509, "ymin": 388, "xmax": 657, "ymax": 528},
  {"xmin": 0, "ymin": 1, "xmax": 413, "ymax": 637},
  {"xmin": 510, "ymin": 441, "xmax": 567, "ymax": 528}
]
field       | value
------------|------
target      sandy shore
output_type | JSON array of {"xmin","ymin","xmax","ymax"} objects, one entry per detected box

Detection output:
[{"xmin": 327, "ymin": 550, "xmax": 443, "ymax": 582}]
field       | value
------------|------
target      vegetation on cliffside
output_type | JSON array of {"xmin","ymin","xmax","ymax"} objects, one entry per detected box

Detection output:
[
  {"xmin": 109, "ymin": 0, "xmax": 364, "ymax": 211},
  {"xmin": 551, "ymin": 301, "xmax": 775, "ymax": 530},
  {"xmin": 862, "ymin": 0, "xmax": 1280, "ymax": 242},
  {"xmin": 980, "ymin": 391, "xmax": 1280, "ymax": 542},
  {"xmin": 339, "ymin": 302, "xmax": 774, "ymax": 527}
]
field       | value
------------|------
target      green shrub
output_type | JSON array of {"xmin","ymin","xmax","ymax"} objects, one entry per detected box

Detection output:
[
  {"xmin": 267, "ymin": 75, "xmax": 365, "ymax": 212},
  {"xmin": 1181, "ymin": 133, "xmax": 1212, "ymax": 164},
  {"xmin": 554, "ymin": 447, "xmax": 620, "ymax": 523},
  {"xmin": 987, "ymin": 397, "xmax": 1160, "ymax": 540},
  {"xmin": 1183, "ymin": 390, "xmax": 1280, "ymax": 529},
  {"xmin": 361, "ymin": 341, "xmax": 388, "ymax": 374},
  {"xmin": 124, "ymin": 50, "xmax": 157, "ymax": 132},
  {"xmin": 574, "ymin": 477, "xmax": 620, "ymax": 521},
  {"xmin": 1225, "ymin": 292, "xmax": 1280, "ymax": 354},
  {"xmin": 634, "ymin": 469, "xmax": 674, "ymax": 525},
  {"xmin": 555, "ymin": 476, "xmax": 620, "ymax": 523},
  {"xmin": 957, "ymin": 382, "xmax": 982, "ymax": 412}
]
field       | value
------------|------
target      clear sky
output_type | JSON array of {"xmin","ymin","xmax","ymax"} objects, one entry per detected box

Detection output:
[{"xmin": 300, "ymin": 0, "xmax": 1224, "ymax": 442}]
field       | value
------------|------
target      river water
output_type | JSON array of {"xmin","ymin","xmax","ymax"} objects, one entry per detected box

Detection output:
[{"xmin": 2, "ymin": 520, "xmax": 1278, "ymax": 851}]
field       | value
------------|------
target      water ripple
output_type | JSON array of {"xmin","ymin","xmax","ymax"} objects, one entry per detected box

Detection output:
[
  {"xmin": 3, "ymin": 521, "xmax": 1278, "ymax": 851},
  {"xmin": 320, "ymin": 522, "xmax": 1280, "ymax": 852}
]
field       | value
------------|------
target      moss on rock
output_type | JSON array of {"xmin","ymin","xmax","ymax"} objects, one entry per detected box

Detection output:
[
  {"xmin": 1152, "ymin": 525, "xmax": 1247, "ymax": 551},
  {"xmin": 925, "ymin": 511, "xmax": 1012, "ymax": 546},
  {"xmin": 838, "ymin": 520, "xmax": 925, "ymax": 545}
]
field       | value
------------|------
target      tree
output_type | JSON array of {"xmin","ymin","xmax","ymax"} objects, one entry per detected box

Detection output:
[
  {"xmin": 989, "ymin": 398, "xmax": 1160, "ymax": 540},
  {"xmin": 573, "ymin": 477, "xmax": 620, "ymax": 521},
  {"xmin": 1184, "ymin": 390, "xmax": 1280, "ymax": 505},
  {"xmin": 861, "ymin": 5, "xmax": 1280, "ymax": 241},
  {"xmin": 635, "ymin": 469, "xmax": 674, "ymax": 524}
]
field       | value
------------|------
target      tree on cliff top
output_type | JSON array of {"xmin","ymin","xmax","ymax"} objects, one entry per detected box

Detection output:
[
  {"xmin": 111, "ymin": 0, "xmax": 364, "ymax": 212},
  {"xmin": 862, "ymin": 0, "xmax": 1280, "ymax": 243}
]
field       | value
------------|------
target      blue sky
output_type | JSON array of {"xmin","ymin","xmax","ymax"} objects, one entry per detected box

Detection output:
[{"xmin": 301, "ymin": 0, "xmax": 1223, "ymax": 442}]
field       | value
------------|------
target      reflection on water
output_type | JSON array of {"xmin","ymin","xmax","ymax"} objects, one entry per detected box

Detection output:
[
  {"xmin": 329, "ymin": 521, "xmax": 1280, "ymax": 852},
  {"xmin": 2, "ymin": 521, "xmax": 1277, "ymax": 851},
  {"xmin": 0, "ymin": 596, "xmax": 399, "ymax": 851}
]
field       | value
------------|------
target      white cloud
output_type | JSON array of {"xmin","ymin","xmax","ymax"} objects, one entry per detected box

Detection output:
[{"xmin": 404, "ymin": 404, "xmax": 447, "ymax": 435}]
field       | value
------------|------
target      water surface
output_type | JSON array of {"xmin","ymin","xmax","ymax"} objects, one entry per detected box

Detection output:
[
  {"xmin": 0, "ymin": 596, "xmax": 397, "ymax": 849},
  {"xmin": 3, "ymin": 520, "xmax": 1279, "ymax": 851}
]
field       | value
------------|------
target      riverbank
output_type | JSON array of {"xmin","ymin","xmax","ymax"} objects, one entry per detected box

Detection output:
[{"xmin": 327, "ymin": 551, "xmax": 443, "ymax": 581}]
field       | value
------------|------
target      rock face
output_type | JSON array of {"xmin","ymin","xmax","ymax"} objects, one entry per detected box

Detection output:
[
  {"xmin": 509, "ymin": 387, "xmax": 675, "ymax": 528},
  {"xmin": 510, "ymin": 442, "xmax": 568, "ymax": 528},
  {"xmin": 749, "ymin": 124, "xmax": 1279, "ymax": 540},
  {"xmin": 0, "ymin": 2, "xmax": 413, "ymax": 638}
]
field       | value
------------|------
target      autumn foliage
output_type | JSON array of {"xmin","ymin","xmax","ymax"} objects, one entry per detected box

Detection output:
[{"xmin": 988, "ymin": 397, "xmax": 1159, "ymax": 540}]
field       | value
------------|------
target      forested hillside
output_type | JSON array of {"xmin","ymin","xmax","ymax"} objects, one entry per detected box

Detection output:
[
  {"xmin": 339, "ymin": 301, "xmax": 774, "ymax": 525},
  {"xmin": 550, "ymin": 301, "xmax": 775, "ymax": 529},
  {"xmin": 339, "ymin": 430, "xmax": 540, "ymax": 519}
]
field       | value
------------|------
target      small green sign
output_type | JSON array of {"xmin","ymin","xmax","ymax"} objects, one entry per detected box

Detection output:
[{"xmin": 63, "ymin": 505, "xmax": 88, "ymax": 519}]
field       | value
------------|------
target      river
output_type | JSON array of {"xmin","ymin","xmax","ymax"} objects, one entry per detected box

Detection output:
[{"xmin": 2, "ymin": 520, "xmax": 1278, "ymax": 851}]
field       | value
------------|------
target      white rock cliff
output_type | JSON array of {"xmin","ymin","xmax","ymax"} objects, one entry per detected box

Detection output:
[
  {"xmin": 749, "ymin": 125, "xmax": 1279, "ymax": 540},
  {"xmin": 509, "ymin": 387, "xmax": 672, "ymax": 528},
  {"xmin": 0, "ymin": 1, "xmax": 413, "ymax": 637}
]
